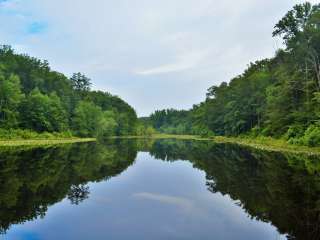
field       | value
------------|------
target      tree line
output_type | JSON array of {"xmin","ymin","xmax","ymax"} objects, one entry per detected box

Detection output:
[
  {"xmin": 0, "ymin": 45, "xmax": 142, "ymax": 138},
  {"xmin": 147, "ymin": 2, "xmax": 320, "ymax": 146}
]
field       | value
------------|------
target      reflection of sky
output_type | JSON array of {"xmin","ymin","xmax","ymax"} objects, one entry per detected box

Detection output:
[{"xmin": 5, "ymin": 152, "xmax": 286, "ymax": 240}]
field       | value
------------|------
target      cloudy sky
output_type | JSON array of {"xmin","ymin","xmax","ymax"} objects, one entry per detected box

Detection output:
[{"xmin": 0, "ymin": 0, "xmax": 318, "ymax": 116}]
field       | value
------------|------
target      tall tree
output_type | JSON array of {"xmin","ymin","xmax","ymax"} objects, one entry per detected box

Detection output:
[
  {"xmin": 20, "ymin": 89, "xmax": 68, "ymax": 132},
  {"xmin": 70, "ymin": 72, "xmax": 91, "ymax": 92},
  {"xmin": 0, "ymin": 73, "xmax": 24, "ymax": 128}
]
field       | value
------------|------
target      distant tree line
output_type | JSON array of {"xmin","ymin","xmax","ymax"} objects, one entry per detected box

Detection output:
[
  {"xmin": 0, "ymin": 45, "xmax": 140, "ymax": 138},
  {"xmin": 147, "ymin": 2, "xmax": 320, "ymax": 146}
]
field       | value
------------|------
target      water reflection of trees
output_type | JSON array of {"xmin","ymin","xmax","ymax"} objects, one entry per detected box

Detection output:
[
  {"xmin": 67, "ymin": 184, "xmax": 90, "ymax": 205},
  {"xmin": 1, "ymin": 139, "xmax": 319, "ymax": 239},
  {"xmin": 148, "ymin": 139, "xmax": 320, "ymax": 240},
  {"xmin": 0, "ymin": 140, "xmax": 137, "ymax": 233}
]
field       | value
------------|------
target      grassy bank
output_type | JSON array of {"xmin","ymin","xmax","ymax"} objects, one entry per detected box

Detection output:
[
  {"xmin": 3, "ymin": 131, "xmax": 319, "ymax": 154},
  {"xmin": 0, "ymin": 138, "xmax": 96, "ymax": 147},
  {"xmin": 115, "ymin": 134, "xmax": 320, "ymax": 156},
  {"xmin": 0, "ymin": 129, "xmax": 96, "ymax": 147},
  {"xmin": 213, "ymin": 136, "xmax": 320, "ymax": 156}
]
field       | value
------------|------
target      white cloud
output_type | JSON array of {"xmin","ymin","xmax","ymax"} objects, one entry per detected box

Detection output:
[{"xmin": 135, "ymin": 49, "xmax": 210, "ymax": 75}]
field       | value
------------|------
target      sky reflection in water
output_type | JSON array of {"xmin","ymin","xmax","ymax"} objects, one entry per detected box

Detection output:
[{"xmin": 5, "ymin": 148, "xmax": 286, "ymax": 240}]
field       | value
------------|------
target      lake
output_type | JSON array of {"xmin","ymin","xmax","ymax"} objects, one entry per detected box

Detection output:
[{"xmin": 1, "ymin": 139, "xmax": 319, "ymax": 240}]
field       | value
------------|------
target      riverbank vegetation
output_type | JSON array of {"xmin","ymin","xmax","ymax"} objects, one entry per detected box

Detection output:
[
  {"xmin": 114, "ymin": 134, "xmax": 320, "ymax": 155},
  {"xmin": 146, "ymin": 2, "xmax": 320, "ymax": 147},
  {"xmin": 0, "ymin": 138, "xmax": 96, "ymax": 147},
  {"xmin": 0, "ymin": 129, "xmax": 73, "ymax": 140},
  {"xmin": 0, "ymin": 129, "xmax": 95, "ymax": 146}
]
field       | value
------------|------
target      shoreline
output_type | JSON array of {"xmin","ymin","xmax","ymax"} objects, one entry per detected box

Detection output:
[
  {"xmin": 112, "ymin": 134, "xmax": 320, "ymax": 156},
  {"xmin": 2, "ymin": 134, "xmax": 320, "ymax": 156},
  {"xmin": 0, "ymin": 138, "xmax": 96, "ymax": 147}
]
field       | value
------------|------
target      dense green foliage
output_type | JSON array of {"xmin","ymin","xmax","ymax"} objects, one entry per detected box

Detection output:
[
  {"xmin": 147, "ymin": 2, "xmax": 320, "ymax": 146},
  {"xmin": 0, "ymin": 46, "xmax": 138, "ymax": 137},
  {"xmin": 149, "ymin": 109, "xmax": 194, "ymax": 134},
  {"xmin": 0, "ymin": 129, "xmax": 74, "ymax": 140}
]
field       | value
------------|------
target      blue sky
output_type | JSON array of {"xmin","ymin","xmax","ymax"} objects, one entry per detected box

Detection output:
[
  {"xmin": 27, "ymin": 21, "xmax": 47, "ymax": 34},
  {"xmin": 0, "ymin": 0, "xmax": 318, "ymax": 116}
]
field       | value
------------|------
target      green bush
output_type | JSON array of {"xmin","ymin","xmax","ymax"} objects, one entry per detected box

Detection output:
[
  {"xmin": 261, "ymin": 127, "xmax": 272, "ymax": 137},
  {"xmin": 285, "ymin": 125, "xmax": 305, "ymax": 141},
  {"xmin": 250, "ymin": 126, "xmax": 261, "ymax": 137},
  {"xmin": 0, "ymin": 129, "xmax": 75, "ymax": 140},
  {"xmin": 302, "ymin": 125, "xmax": 320, "ymax": 147},
  {"xmin": 199, "ymin": 129, "xmax": 215, "ymax": 138},
  {"xmin": 287, "ymin": 125, "xmax": 320, "ymax": 147}
]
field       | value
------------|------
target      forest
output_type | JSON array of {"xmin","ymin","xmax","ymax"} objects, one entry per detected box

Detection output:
[
  {"xmin": 2, "ymin": 2, "xmax": 320, "ymax": 147},
  {"xmin": 0, "ymin": 45, "xmax": 142, "ymax": 138},
  {"xmin": 147, "ymin": 2, "xmax": 320, "ymax": 147}
]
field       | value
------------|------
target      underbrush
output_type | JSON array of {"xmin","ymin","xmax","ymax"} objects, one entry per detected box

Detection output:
[
  {"xmin": 286, "ymin": 125, "xmax": 320, "ymax": 147},
  {"xmin": 0, "ymin": 129, "xmax": 74, "ymax": 140}
]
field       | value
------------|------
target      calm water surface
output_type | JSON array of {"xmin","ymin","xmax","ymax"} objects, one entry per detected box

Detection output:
[{"xmin": 1, "ymin": 139, "xmax": 319, "ymax": 240}]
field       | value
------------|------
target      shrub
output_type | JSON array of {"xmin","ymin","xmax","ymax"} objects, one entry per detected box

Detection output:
[
  {"xmin": 0, "ymin": 128, "xmax": 75, "ymax": 140},
  {"xmin": 302, "ymin": 125, "xmax": 320, "ymax": 147},
  {"xmin": 250, "ymin": 126, "xmax": 261, "ymax": 137},
  {"xmin": 199, "ymin": 129, "xmax": 215, "ymax": 138},
  {"xmin": 285, "ymin": 125, "xmax": 305, "ymax": 141}
]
